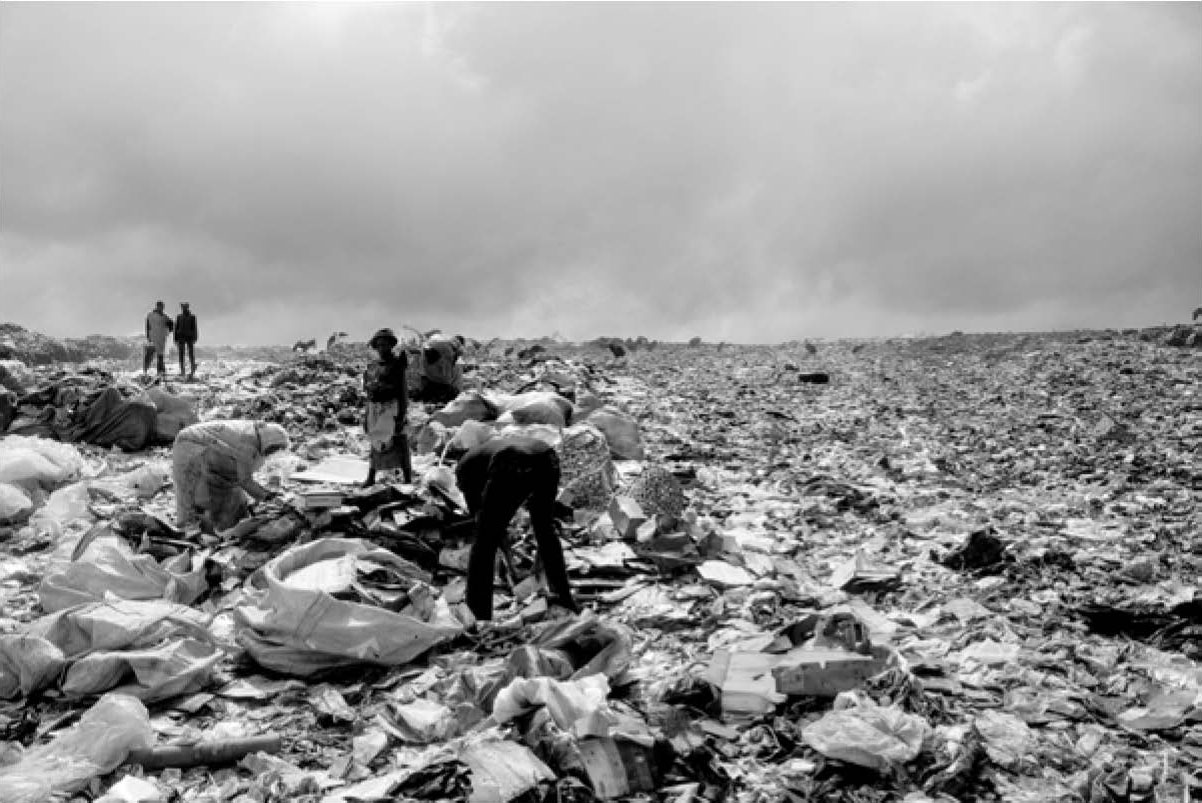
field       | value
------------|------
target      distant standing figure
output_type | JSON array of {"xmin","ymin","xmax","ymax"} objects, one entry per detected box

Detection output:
[
  {"xmin": 144, "ymin": 301, "xmax": 173, "ymax": 377},
  {"xmin": 455, "ymin": 435, "xmax": 579, "ymax": 621},
  {"xmin": 172, "ymin": 420, "xmax": 290, "ymax": 532},
  {"xmin": 363, "ymin": 328, "xmax": 413, "ymax": 486},
  {"xmin": 174, "ymin": 302, "xmax": 199, "ymax": 379}
]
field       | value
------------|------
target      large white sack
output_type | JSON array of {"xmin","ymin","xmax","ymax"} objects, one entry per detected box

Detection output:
[
  {"xmin": 494, "ymin": 392, "xmax": 573, "ymax": 428},
  {"xmin": 39, "ymin": 533, "xmax": 206, "ymax": 612},
  {"xmin": 449, "ymin": 419, "xmax": 496, "ymax": 452},
  {"xmin": 580, "ymin": 407, "xmax": 645, "ymax": 460},
  {"xmin": 233, "ymin": 538, "xmax": 463, "ymax": 676}
]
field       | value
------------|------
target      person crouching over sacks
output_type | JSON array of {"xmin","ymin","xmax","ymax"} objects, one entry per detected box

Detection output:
[
  {"xmin": 414, "ymin": 333, "xmax": 464, "ymax": 403},
  {"xmin": 454, "ymin": 435, "xmax": 579, "ymax": 622},
  {"xmin": 173, "ymin": 420, "xmax": 290, "ymax": 532},
  {"xmin": 364, "ymin": 328, "xmax": 413, "ymax": 486}
]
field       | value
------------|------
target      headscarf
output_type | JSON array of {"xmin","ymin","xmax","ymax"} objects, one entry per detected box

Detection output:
[
  {"xmin": 255, "ymin": 422, "xmax": 291, "ymax": 468},
  {"xmin": 370, "ymin": 328, "xmax": 399, "ymax": 350}
]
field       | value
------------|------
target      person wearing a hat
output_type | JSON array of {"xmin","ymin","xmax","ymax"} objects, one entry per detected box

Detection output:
[
  {"xmin": 144, "ymin": 301, "xmax": 174, "ymax": 378},
  {"xmin": 172, "ymin": 419, "xmax": 290, "ymax": 532},
  {"xmin": 363, "ymin": 327, "xmax": 412, "ymax": 486},
  {"xmin": 174, "ymin": 302, "xmax": 199, "ymax": 379},
  {"xmin": 454, "ymin": 435, "xmax": 579, "ymax": 622}
]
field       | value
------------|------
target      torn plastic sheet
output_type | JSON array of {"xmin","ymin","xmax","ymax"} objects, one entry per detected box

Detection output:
[
  {"xmin": 492, "ymin": 674, "xmax": 612, "ymax": 735},
  {"xmin": 802, "ymin": 700, "xmax": 930, "ymax": 771},
  {"xmin": 530, "ymin": 611, "xmax": 634, "ymax": 681},
  {"xmin": 234, "ymin": 538, "xmax": 463, "ymax": 676},
  {"xmin": 38, "ymin": 532, "xmax": 206, "ymax": 612},
  {"xmin": 0, "ymin": 598, "xmax": 218, "ymax": 701},
  {"xmin": 460, "ymin": 737, "xmax": 555, "ymax": 803},
  {"xmin": 0, "ymin": 693, "xmax": 153, "ymax": 803}
]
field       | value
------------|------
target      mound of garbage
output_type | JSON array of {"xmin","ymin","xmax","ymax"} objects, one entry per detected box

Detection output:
[{"xmin": 0, "ymin": 328, "xmax": 1198, "ymax": 802}]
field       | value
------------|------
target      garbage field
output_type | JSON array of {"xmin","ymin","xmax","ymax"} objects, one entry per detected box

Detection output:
[{"xmin": 0, "ymin": 327, "xmax": 1199, "ymax": 803}]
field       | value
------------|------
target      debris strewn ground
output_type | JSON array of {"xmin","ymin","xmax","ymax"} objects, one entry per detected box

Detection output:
[{"xmin": 1, "ymin": 326, "xmax": 1200, "ymax": 802}]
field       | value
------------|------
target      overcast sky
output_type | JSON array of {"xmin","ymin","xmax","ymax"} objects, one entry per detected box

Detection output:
[{"xmin": 1, "ymin": 3, "xmax": 1199, "ymax": 346}]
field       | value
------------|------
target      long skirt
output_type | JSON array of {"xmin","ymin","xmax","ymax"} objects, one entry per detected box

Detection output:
[{"xmin": 366, "ymin": 401, "xmax": 412, "ymax": 479}]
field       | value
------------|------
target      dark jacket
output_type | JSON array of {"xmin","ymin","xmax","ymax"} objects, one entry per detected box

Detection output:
[
  {"xmin": 454, "ymin": 436, "xmax": 554, "ymax": 514},
  {"xmin": 364, "ymin": 352, "xmax": 408, "ymax": 409},
  {"xmin": 174, "ymin": 311, "xmax": 198, "ymax": 343}
]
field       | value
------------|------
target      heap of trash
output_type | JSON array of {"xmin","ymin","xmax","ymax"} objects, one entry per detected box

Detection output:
[{"xmin": 0, "ymin": 325, "xmax": 1199, "ymax": 802}]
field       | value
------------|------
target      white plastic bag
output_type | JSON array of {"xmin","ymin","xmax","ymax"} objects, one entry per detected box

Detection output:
[
  {"xmin": 802, "ymin": 701, "xmax": 929, "ymax": 770},
  {"xmin": 450, "ymin": 419, "xmax": 496, "ymax": 452},
  {"xmin": 0, "ymin": 693, "xmax": 153, "ymax": 802},
  {"xmin": 0, "ymin": 435, "xmax": 86, "ymax": 486},
  {"xmin": 492, "ymin": 674, "xmax": 612, "ymax": 736},
  {"xmin": 28, "ymin": 481, "xmax": 94, "ymax": 540},
  {"xmin": 0, "ymin": 482, "xmax": 33, "ymax": 524},
  {"xmin": 0, "ymin": 449, "xmax": 64, "ymax": 490}
]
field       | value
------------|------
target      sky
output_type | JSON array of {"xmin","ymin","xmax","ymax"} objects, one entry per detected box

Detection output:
[{"xmin": 1, "ymin": 2, "xmax": 1199, "ymax": 346}]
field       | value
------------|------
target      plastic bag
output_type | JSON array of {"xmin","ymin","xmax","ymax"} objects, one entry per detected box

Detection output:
[
  {"xmin": 0, "ymin": 448, "xmax": 65, "ymax": 490},
  {"xmin": 123, "ymin": 462, "xmax": 171, "ymax": 497},
  {"xmin": 39, "ymin": 533, "xmax": 207, "ymax": 612},
  {"xmin": 495, "ymin": 392, "xmax": 574, "ymax": 428},
  {"xmin": 974, "ymin": 709, "xmax": 1031, "ymax": 769},
  {"xmin": 461, "ymin": 739, "xmax": 555, "ymax": 803},
  {"xmin": 450, "ymin": 420, "xmax": 496, "ymax": 452},
  {"xmin": 0, "ymin": 434, "xmax": 86, "ymax": 485},
  {"xmin": 802, "ymin": 701, "xmax": 929, "ymax": 770},
  {"xmin": 492, "ymin": 674, "xmax": 611, "ymax": 735},
  {"xmin": 234, "ymin": 538, "xmax": 463, "ymax": 676},
  {"xmin": 28, "ymin": 481, "xmax": 94, "ymax": 540},
  {"xmin": 531, "ymin": 611, "xmax": 633, "ymax": 681},
  {"xmin": 580, "ymin": 407, "xmax": 645, "ymax": 460},
  {"xmin": 430, "ymin": 391, "xmax": 497, "ymax": 428},
  {"xmin": 0, "ymin": 482, "xmax": 33, "ymax": 524},
  {"xmin": 62, "ymin": 637, "xmax": 221, "ymax": 702},
  {"xmin": 1, "ymin": 598, "xmax": 217, "ymax": 699},
  {"xmin": 0, "ymin": 693, "xmax": 153, "ymax": 802}
]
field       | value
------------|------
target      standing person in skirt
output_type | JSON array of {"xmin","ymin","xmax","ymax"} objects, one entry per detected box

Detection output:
[{"xmin": 363, "ymin": 328, "xmax": 413, "ymax": 486}]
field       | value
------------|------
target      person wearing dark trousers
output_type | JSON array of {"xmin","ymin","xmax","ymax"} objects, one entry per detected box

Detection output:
[
  {"xmin": 174, "ymin": 302, "xmax": 199, "ymax": 378},
  {"xmin": 454, "ymin": 436, "xmax": 579, "ymax": 621}
]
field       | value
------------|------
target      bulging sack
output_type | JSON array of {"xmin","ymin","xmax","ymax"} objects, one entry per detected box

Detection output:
[
  {"xmin": 580, "ymin": 407, "xmax": 645, "ymax": 460},
  {"xmin": 233, "ymin": 538, "xmax": 463, "ymax": 676}
]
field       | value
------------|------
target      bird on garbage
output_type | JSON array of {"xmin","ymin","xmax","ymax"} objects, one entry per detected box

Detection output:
[{"xmin": 805, "ymin": 342, "xmax": 818, "ymax": 356}]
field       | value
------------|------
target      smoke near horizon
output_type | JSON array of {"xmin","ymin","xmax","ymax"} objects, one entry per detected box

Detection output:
[{"xmin": 2, "ymin": 3, "xmax": 1199, "ymax": 346}]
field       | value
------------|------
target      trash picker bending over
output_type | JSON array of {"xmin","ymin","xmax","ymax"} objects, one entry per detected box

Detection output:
[
  {"xmin": 172, "ymin": 420, "xmax": 290, "ymax": 532},
  {"xmin": 454, "ymin": 435, "xmax": 578, "ymax": 622}
]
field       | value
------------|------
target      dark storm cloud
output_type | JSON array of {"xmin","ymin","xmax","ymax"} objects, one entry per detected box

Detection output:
[{"xmin": 2, "ymin": 3, "xmax": 1198, "ymax": 345}]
